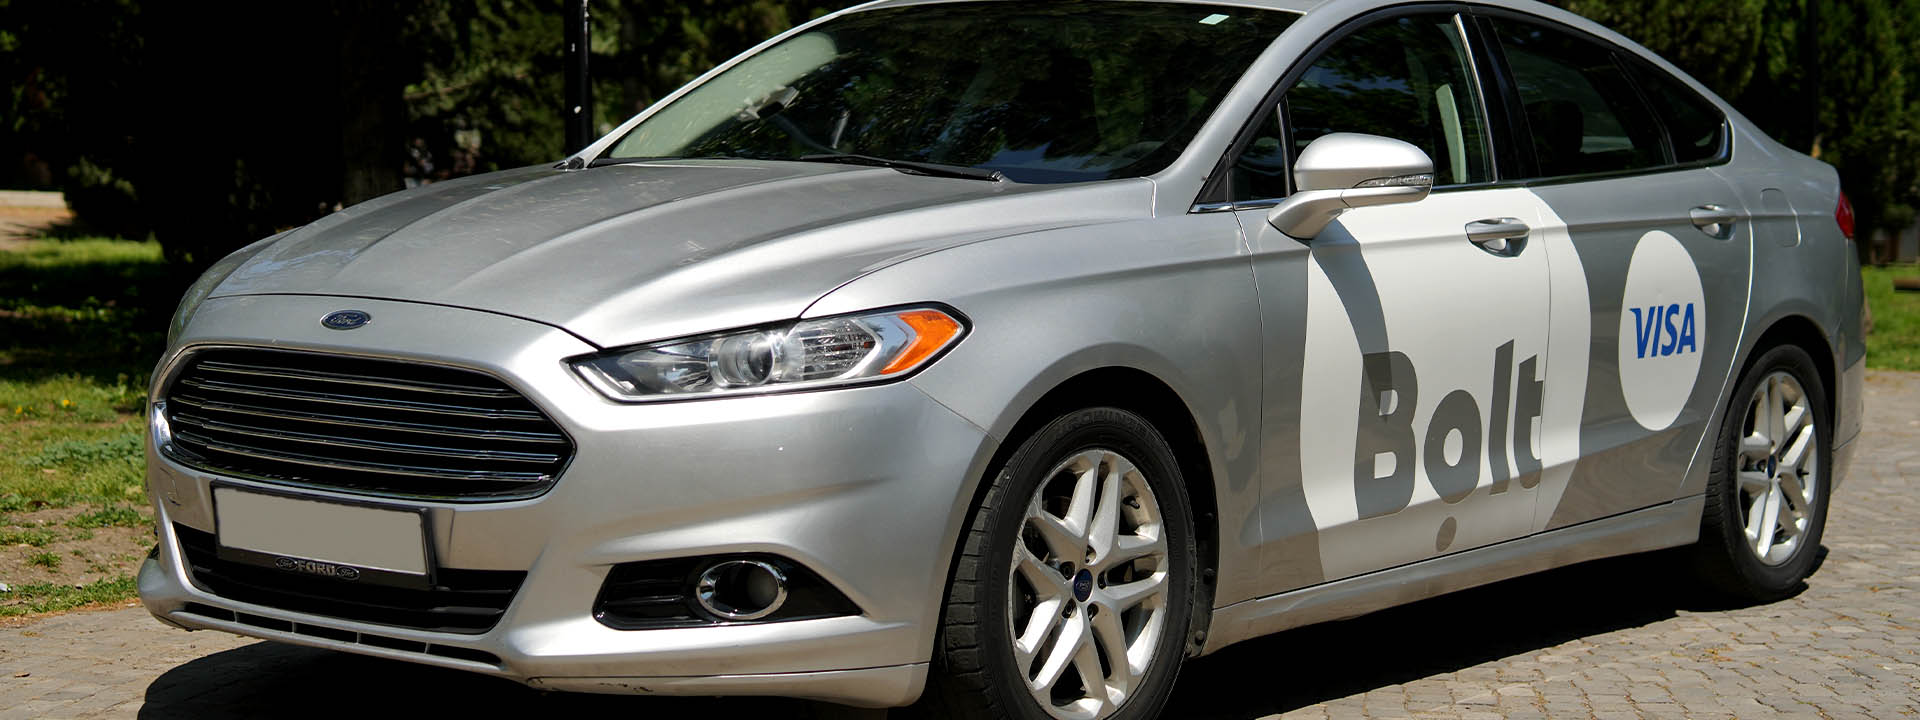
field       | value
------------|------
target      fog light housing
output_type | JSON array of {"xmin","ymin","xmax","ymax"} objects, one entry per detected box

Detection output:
[
  {"xmin": 695, "ymin": 559, "xmax": 788, "ymax": 620},
  {"xmin": 592, "ymin": 554, "xmax": 860, "ymax": 630}
]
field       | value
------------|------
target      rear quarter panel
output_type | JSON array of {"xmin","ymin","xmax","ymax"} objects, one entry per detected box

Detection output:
[{"xmin": 1700, "ymin": 123, "xmax": 1857, "ymax": 495}]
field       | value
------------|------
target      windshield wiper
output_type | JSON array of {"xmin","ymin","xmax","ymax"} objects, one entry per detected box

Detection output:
[{"xmin": 799, "ymin": 153, "xmax": 1005, "ymax": 182}]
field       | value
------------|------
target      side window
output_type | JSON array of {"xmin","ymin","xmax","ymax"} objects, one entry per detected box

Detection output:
[
  {"xmin": 1230, "ymin": 105, "xmax": 1290, "ymax": 202},
  {"xmin": 1229, "ymin": 13, "xmax": 1490, "ymax": 202},
  {"xmin": 1492, "ymin": 18, "xmax": 1665, "ymax": 177},
  {"xmin": 1628, "ymin": 61, "xmax": 1728, "ymax": 164}
]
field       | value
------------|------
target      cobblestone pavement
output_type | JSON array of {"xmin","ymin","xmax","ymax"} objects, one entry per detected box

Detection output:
[{"xmin": 3, "ymin": 371, "xmax": 1916, "ymax": 719}]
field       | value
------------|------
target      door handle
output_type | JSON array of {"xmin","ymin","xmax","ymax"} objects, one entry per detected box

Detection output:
[
  {"xmin": 1690, "ymin": 204, "xmax": 1738, "ymax": 238},
  {"xmin": 1466, "ymin": 218, "xmax": 1530, "ymax": 254}
]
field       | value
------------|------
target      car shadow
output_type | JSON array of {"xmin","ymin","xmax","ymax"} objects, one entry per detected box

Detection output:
[
  {"xmin": 137, "ymin": 547, "xmax": 1817, "ymax": 719},
  {"xmin": 135, "ymin": 640, "xmax": 847, "ymax": 719},
  {"xmin": 1166, "ymin": 547, "xmax": 1820, "ymax": 718}
]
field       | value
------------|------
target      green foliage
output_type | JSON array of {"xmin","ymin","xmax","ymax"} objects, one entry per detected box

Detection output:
[
  {"xmin": 0, "ymin": 238, "xmax": 158, "ymax": 509},
  {"xmin": 405, "ymin": 2, "xmax": 569, "ymax": 174},
  {"xmin": 1551, "ymin": 0, "xmax": 1920, "ymax": 257},
  {"xmin": 1864, "ymin": 265, "xmax": 1920, "ymax": 371},
  {"xmin": 0, "ymin": 237, "xmax": 171, "ymax": 389},
  {"xmin": 66, "ymin": 505, "xmax": 147, "ymax": 530},
  {"xmin": 25, "ymin": 433, "xmax": 143, "ymax": 474},
  {"xmin": 0, "ymin": 528, "xmax": 57, "ymax": 547},
  {"xmin": 0, "ymin": 575, "xmax": 137, "ymax": 616},
  {"xmin": 398, "ymin": 1, "xmax": 843, "ymax": 176},
  {"xmin": 3, "ymin": 1, "xmax": 854, "ymax": 267},
  {"xmin": 8, "ymin": 1, "xmax": 1920, "ymax": 266},
  {"xmin": 1556, "ymin": 1, "xmax": 1769, "ymax": 100},
  {"xmin": 0, "ymin": 417, "xmax": 148, "ymax": 508},
  {"xmin": 26, "ymin": 551, "xmax": 59, "ymax": 568},
  {"xmin": 61, "ymin": 158, "xmax": 147, "ymax": 241}
]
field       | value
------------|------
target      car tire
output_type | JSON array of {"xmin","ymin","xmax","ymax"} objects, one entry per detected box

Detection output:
[
  {"xmin": 919, "ymin": 407, "xmax": 1198, "ymax": 720},
  {"xmin": 1692, "ymin": 343, "xmax": 1831, "ymax": 602}
]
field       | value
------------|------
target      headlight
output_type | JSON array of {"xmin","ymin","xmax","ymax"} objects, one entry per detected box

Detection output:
[{"xmin": 572, "ymin": 306, "xmax": 966, "ymax": 401}]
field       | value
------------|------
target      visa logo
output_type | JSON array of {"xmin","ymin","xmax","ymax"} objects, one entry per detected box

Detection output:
[{"xmin": 1631, "ymin": 303, "xmax": 1698, "ymax": 358}]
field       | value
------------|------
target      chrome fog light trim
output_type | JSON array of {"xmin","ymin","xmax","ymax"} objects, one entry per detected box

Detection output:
[{"xmin": 695, "ymin": 559, "xmax": 789, "ymax": 621}]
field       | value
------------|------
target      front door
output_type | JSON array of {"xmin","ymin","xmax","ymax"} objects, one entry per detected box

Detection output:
[{"xmin": 1230, "ymin": 10, "xmax": 1583, "ymax": 589}]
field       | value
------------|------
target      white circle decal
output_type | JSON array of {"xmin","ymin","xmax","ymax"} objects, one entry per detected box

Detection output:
[{"xmin": 1616, "ymin": 231, "xmax": 1705, "ymax": 430}]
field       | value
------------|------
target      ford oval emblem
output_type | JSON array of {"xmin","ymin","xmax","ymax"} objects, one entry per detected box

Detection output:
[{"xmin": 321, "ymin": 310, "xmax": 372, "ymax": 330}]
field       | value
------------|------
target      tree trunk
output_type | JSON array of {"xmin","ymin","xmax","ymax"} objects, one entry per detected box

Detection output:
[{"xmin": 337, "ymin": 2, "xmax": 406, "ymax": 207}]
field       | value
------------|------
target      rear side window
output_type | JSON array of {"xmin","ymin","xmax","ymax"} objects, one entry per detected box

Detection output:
[
  {"xmin": 1627, "ymin": 61, "xmax": 1728, "ymax": 164},
  {"xmin": 1492, "ymin": 18, "xmax": 1665, "ymax": 178}
]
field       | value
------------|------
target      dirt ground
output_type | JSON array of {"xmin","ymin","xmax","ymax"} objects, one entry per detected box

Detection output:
[
  {"xmin": 0, "ymin": 505, "xmax": 153, "ymax": 609},
  {"xmin": 0, "ymin": 205, "xmax": 71, "ymax": 250}
]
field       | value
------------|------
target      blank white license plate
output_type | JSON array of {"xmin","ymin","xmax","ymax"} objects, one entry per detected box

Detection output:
[{"xmin": 215, "ymin": 487, "xmax": 428, "ymax": 576}]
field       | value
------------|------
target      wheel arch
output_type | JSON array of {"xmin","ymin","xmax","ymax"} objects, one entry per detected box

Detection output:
[
  {"xmin": 1737, "ymin": 312, "xmax": 1837, "ymax": 421},
  {"xmin": 969, "ymin": 365, "xmax": 1221, "ymax": 654}
]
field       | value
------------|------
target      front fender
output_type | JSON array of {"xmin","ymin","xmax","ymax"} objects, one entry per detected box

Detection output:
[{"xmin": 805, "ymin": 211, "xmax": 1271, "ymax": 606}]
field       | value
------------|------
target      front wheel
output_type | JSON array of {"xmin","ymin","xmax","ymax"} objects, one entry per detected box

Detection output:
[
  {"xmin": 1693, "ymin": 344, "xmax": 1831, "ymax": 601},
  {"xmin": 921, "ymin": 407, "xmax": 1198, "ymax": 720}
]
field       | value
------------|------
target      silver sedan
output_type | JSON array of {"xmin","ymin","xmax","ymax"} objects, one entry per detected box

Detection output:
[{"xmin": 139, "ymin": 0, "xmax": 1864, "ymax": 718}]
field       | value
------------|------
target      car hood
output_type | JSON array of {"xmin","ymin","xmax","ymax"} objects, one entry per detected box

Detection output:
[{"xmin": 210, "ymin": 160, "xmax": 1152, "ymax": 349}]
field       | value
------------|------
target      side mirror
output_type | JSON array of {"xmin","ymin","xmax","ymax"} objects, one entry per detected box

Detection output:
[{"xmin": 1267, "ymin": 133, "xmax": 1435, "ymax": 240}]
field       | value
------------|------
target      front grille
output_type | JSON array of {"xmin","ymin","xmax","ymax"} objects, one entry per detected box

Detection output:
[
  {"xmin": 176, "ymin": 524, "xmax": 523, "ymax": 634},
  {"xmin": 161, "ymin": 348, "xmax": 572, "ymax": 501}
]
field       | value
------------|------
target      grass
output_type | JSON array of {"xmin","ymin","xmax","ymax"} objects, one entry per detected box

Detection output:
[
  {"xmin": 1863, "ymin": 264, "xmax": 1920, "ymax": 372},
  {"xmin": 0, "ymin": 236, "xmax": 175, "ymax": 383},
  {"xmin": 67, "ymin": 504, "xmax": 147, "ymax": 529},
  {"xmin": 0, "ymin": 235, "xmax": 172, "ymax": 512},
  {"xmin": 0, "ymin": 575, "xmax": 138, "ymax": 618},
  {"xmin": 0, "ymin": 235, "xmax": 174, "ymax": 613},
  {"xmin": 0, "ymin": 527, "xmax": 57, "ymax": 547}
]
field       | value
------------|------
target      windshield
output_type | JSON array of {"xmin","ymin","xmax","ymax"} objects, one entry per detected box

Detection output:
[{"xmin": 601, "ymin": 2, "xmax": 1298, "ymax": 183}]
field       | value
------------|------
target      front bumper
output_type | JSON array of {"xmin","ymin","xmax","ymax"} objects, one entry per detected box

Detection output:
[{"xmin": 139, "ymin": 294, "xmax": 995, "ymax": 707}]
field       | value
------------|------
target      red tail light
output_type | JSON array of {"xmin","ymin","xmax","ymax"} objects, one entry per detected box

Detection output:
[{"xmin": 1836, "ymin": 190, "xmax": 1856, "ymax": 241}]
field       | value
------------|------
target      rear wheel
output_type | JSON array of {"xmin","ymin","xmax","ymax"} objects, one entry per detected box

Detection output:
[
  {"xmin": 1694, "ymin": 344, "xmax": 1830, "ymax": 601},
  {"xmin": 921, "ymin": 407, "xmax": 1197, "ymax": 720}
]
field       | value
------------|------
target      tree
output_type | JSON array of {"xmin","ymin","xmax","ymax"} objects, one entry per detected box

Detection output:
[
  {"xmin": 17, "ymin": 2, "xmax": 1911, "ymax": 266},
  {"xmin": 3, "ymin": 1, "xmax": 853, "ymax": 268},
  {"xmin": 1553, "ymin": 0, "xmax": 1920, "ymax": 263}
]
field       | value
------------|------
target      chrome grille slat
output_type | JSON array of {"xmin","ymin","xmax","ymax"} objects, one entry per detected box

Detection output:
[
  {"xmin": 167, "ymin": 395, "xmax": 569, "ymax": 445},
  {"xmin": 168, "ymin": 413, "xmax": 563, "ymax": 465},
  {"xmin": 176, "ymin": 377, "xmax": 548, "ymax": 421},
  {"xmin": 173, "ymin": 429, "xmax": 548, "ymax": 483},
  {"xmin": 194, "ymin": 360, "xmax": 520, "ymax": 399},
  {"xmin": 160, "ymin": 349, "xmax": 573, "ymax": 500}
]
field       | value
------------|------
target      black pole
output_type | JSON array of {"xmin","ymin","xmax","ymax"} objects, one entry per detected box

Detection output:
[{"xmin": 564, "ymin": 0, "xmax": 593, "ymax": 154}]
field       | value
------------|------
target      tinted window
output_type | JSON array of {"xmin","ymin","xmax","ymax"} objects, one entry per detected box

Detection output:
[
  {"xmin": 1493, "ymin": 18, "xmax": 1665, "ymax": 177},
  {"xmin": 603, "ymin": 4, "xmax": 1297, "ymax": 184},
  {"xmin": 1229, "ymin": 104, "xmax": 1290, "ymax": 201},
  {"xmin": 1274, "ymin": 13, "xmax": 1492, "ymax": 194},
  {"xmin": 1628, "ymin": 61, "xmax": 1727, "ymax": 164}
]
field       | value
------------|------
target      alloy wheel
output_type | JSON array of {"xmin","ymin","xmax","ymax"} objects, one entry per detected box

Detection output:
[
  {"xmin": 1007, "ymin": 449, "xmax": 1171, "ymax": 720},
  {"xmin": 1735, "ymin": 371, "xmax": 1820, "ymax": 566}
]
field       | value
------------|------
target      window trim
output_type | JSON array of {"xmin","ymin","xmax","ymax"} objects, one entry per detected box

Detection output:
[
  {"xmin": 1467, "ymin": 5, "xmax": 1732, "ymax": 188},
  {"xmin": 1193, "ymin": 2, "xmax": 1501, "ymax": 211}
]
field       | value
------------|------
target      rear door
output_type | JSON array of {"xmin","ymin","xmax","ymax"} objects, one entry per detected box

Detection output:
[{"xmin": 1477, "ymin": 12, "xmax": 1753, "ymax": 530}]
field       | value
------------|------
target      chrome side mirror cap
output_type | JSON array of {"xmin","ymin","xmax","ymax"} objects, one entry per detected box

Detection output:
[{"xmin": 1267, "ymin": 133, "xmax": 1435, "ymax": 240}]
